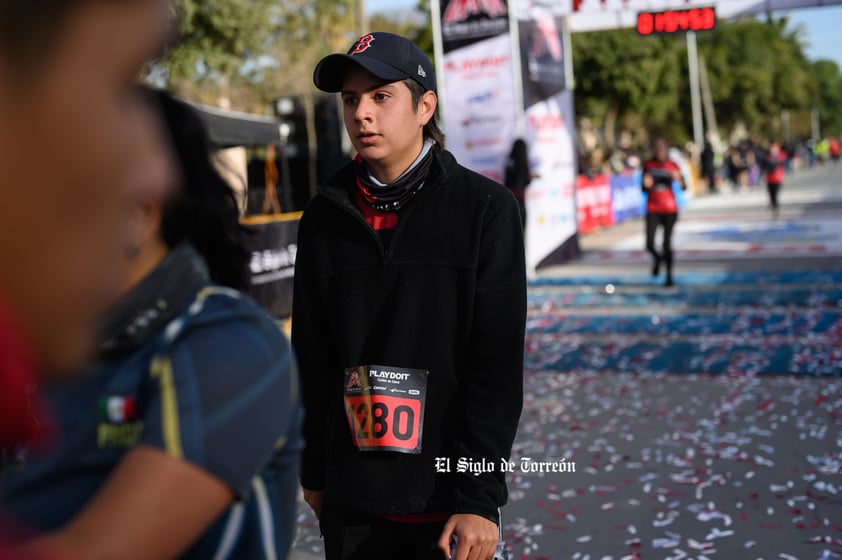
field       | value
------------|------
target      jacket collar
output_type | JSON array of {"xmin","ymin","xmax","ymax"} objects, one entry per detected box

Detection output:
[
  {"xmin": 98, "ymin": 243, "xmax": 209, "ymax": 358},
  {"xmin": 319, "ymin": 148, "xmax": 452, "ymax": 209}
]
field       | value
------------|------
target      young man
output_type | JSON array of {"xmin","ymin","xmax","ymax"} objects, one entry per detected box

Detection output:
[
  {"xmin": 642, "ymin": 137, "xmax": 686, "ymax": 287},
  {"xmin": 292, "ymin": 32, "xmax": 526, "ymax": 560}
]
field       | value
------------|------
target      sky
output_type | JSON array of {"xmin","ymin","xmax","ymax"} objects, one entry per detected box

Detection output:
[
  {"xmin": 788, "ymin": 5, "xmax": 842, "ymax": 67},
  {"xmin": 366, "ymin": 0, "xmax": 842, "ymax": 67}
]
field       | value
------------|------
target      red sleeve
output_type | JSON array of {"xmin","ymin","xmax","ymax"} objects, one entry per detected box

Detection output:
[{"xmin": 0, "ymin": 297, "xmax": 46, "ymax": 447}]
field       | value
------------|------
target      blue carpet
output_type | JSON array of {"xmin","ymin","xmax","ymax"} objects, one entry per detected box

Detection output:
[
  {"xmin": 527, "ymin": 271, "xmax": 842, "ymax": 375},
  {"xmin": 531, "ymin": 270, "xmax": 842, "ymax": 287}
]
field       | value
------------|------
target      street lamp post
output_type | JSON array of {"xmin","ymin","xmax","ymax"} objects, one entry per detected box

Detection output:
[
  {"xmin": 358, "ymin": 0, "xmax": 368, "ymax": 36},
  {"xmin": 687, "ymin": 31, "xmax": 705, "ymax": 161}
]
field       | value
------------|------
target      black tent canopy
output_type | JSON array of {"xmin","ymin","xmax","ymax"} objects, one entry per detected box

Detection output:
[{"xmin": 189, "ymin": 102, "xmax": 289, "ymax": 150}]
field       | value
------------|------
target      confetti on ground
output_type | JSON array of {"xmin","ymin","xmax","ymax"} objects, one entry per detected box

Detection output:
[{"xmin": 503, "ymin": 270, "xmax": 842, "ymax": 559}]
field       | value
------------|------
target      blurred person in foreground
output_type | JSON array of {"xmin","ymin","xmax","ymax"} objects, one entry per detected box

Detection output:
[
  {"xmin": 0, "ymin": 89, "xmax": 303, "ymax": 560},
  {"xmin": 642, "ymin": 137, "xmax": 686, "ymax": 288},
  {"xmin": 293, "ymin": 32, "xmax": 526, "ymax": 560},
  {"xmin": 0, "ymin": 0, "xmax": 172, "ymax": 488}
]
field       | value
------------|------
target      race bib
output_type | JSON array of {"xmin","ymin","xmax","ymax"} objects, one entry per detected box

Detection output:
[{"xmin": 343, "ymin": 365, "xmax": 428, "ymax": 453}]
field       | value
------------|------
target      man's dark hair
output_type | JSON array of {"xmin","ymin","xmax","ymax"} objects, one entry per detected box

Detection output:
[
  {"xmin": 142, "ymin": 88, "xmax": 252, "ymax": 292},
  {"xmin": 0, "ymin": 1, "xmax": 86, "ymax": 78},
  {"xmin": 403, "ymin": 78, "xmax": 445, "ymax": 150}
]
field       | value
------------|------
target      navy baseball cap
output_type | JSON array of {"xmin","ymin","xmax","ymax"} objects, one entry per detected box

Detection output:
[{"xmin": 313, "ymin": 32, "xmax": 436, "ymax": 93}]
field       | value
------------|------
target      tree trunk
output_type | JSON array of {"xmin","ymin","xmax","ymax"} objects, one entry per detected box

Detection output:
[{"xmin": 603, "ymin": 100, "xmax": 618, "ymax": 151}]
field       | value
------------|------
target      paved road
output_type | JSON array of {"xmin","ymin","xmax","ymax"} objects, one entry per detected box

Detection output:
[{"xmin": 289, "ymin": 164, "xmax": 842, "ymax": 560}]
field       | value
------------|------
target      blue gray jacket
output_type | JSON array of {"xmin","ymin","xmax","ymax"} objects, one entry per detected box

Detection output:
[{"xmin": 0, "ymin": 244, "xmax": 303, "ymax": 559}]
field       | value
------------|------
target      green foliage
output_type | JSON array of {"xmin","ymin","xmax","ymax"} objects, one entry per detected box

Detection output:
[
  {"xmin": 155, "ymin": 1, "xmax": 842, "ymax": 143},
  {"xmin": 159, "ymin": 0, "xmax": 357, "ymax": 110},
  {"xmin": 274, "ymin": 0, "xmax": 357, "ymax": 63},
  {"xmin": 163, "ymin": 0, "xmax": 279, "ymax": 80},
  {"xmin": 574, "ymin": 31, "xmax": 671, "ymax": 117},
  {"xmin": 252, "ymin": 0, "xmax": 358, "ymax": 96},
  {"xmin": 369, "ymin": 13, "xmax": 416, "ymax": 37},
  {"xmin": 573, "ymin": 28, "xmax": 684, "ymax": 145},
  {"xmin": 573, "ymin": 16, "xmax": 841, "ymax": 146},
  {"xmin": 696, "ymin": 17, "xmax": 815, "ymax": 137},
  {"xmin": 410, "ymin": 0, "xmax": 435, "ymax": 64},
  {"xmin": 811, "ymin": 59, "xmax": 842, "ymax": 135}
]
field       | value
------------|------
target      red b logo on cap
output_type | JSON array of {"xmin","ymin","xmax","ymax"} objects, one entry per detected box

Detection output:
[{"xmin": 350, "ymin": 34, "xmax": 375, "ymax": 55}]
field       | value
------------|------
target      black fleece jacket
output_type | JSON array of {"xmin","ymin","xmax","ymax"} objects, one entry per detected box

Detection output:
[{"xmin": 291, "ymin": 149, "xmax": 526, "ymax": 523}]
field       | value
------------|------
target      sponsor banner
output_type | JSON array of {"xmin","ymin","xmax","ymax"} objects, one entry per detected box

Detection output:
[
  {"xmin": 611, "ymin": 171, "xmax": 645, "ymax": 223},
  {"xmin": 518, "ymin": 15, "xmax": 566, "ymax": 108},
  {"xmin": 442, "ymin": 34, "xmax": 517, "ymax": 183},
  {"xmin": 245, "ymin": 218, "xmax": 298, "ymax": 318},
  {"xmin": 441, "ymin": 0, "xmax": 510, "ymax": 47},
  {"xmin": 523, "ymin": 91, "xmax": 579, "ymax": 269},
  {"xmin": 518, "ymin": 6, "xmax": 578, "ymax": 269},
  {"xmin": 576, "ymin": 173, "xmax": 615, "ymax": 234},
  {"xmin": 436, "ymin": 0, "xmax": 579, "ymax": 267}
]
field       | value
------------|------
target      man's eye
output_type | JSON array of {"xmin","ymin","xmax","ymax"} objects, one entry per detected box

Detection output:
[
  {"xmin": 374, "ymin": 93, "xmax": 389, "ymax": 102},
  {"xmin": 343, "ymin": 98, "xmax": 357, "ymax": 106}
]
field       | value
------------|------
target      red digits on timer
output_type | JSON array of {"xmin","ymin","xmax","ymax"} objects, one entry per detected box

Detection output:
[{"xmin": 637, "ymin": 7, "xmax": 716, "ymax": 35}]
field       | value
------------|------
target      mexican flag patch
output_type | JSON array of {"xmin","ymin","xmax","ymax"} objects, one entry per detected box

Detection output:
[{"xmin": 98, "ymin": 396, "xmax": 138, "ymax": 424}]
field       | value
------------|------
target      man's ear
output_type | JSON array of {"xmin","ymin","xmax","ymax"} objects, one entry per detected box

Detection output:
[
  {"xmin": 124, "ymin": 200, "xmax": 163, "ymax": 258},
  {"xmin": 418, "ymin": 90, "xmax": 438, "ymax": 127}
]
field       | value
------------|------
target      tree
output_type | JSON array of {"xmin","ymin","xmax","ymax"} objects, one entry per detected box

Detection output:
[
  {"xmin": 161, "ymin": 0, "xmax": 278, "ymax": 81},
  {"xmin": 572, "ymin": 29, "xmax": 684, "ymax": 148},
  {"xmin": 696, "ymin": 17, "xmax": 815, "ymax": 139},
  {"xmin": 242, "ymin": 0, "xmax": 357, "ymax": 101},
  {"xmin": 811, "ymin": 59, "xmax": 842, "ymax": 136},
  {"xmin": 571, "ymin": 16, "xmax": 823, "ymax": 151},
  {"xmin": 155, "ymin": 0, "xmax": 358, "ymax": 111},
  {"xmin": 410, "ymin": 0, "xmax": 435, "ymax": 63}
]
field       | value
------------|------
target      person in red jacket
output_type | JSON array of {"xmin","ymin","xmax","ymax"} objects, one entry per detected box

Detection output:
[
  {"xmin": 828, "ymin": 137, "xmax": 840, "ymax": 165},
  {"xmin": 763, "ymin": 141, "xmax": 787, "ymax": 217},
  {"xmin": 642, "ymin": 137, "xmax": 686, "ymax": 287}
]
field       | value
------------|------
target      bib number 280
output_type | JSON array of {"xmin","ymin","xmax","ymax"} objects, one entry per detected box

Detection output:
[
  {"xmin": 346, "ymin": 397, "xmax": 420, "ymax": 449},
  {"xmin": 343, "ymin": 365, "xmax": 428, "ymax": 454}
]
